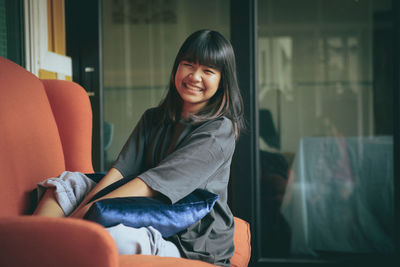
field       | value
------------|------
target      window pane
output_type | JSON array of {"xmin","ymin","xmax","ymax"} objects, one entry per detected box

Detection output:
[
  {"xmin": 257, "ymin": 0, "xmax": 394, "ymax": 259},
  {"xmin": 0, "ymin": 0, "xmax": 7, "ymax": 58},
  {"xmin": 102, "ymin": 0, "xmax": 230, "ymax": 169},
  {"xmin": 0, "ymin": 0, "xmax": 24, "ymax": 65}
]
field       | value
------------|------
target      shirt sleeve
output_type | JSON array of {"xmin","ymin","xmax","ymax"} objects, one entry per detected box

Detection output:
[
  {"xmin": 138, "ymin": 117, "xmax": 235, "ymax": 203},
  {"xmin": 112, "ymin": 110, "xmax": 149, "ymax": 177}
]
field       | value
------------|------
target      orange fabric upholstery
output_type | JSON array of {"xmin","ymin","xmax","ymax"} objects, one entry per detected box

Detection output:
[
  {"xmin": 42, "ymin": 80, "xmax": 94, "ymax": 173},
  {"xmin": 0, "ymin": 216, "xmax": 119, "ymax": 267},
  {"xmin": 0, "ymin": 57, "xmax": 66, "ymax": 216},
  {"xmin": 232, "ymin": 217, "xmax": 252, "ymax": 267},
  {"xmin": 119, "ymin": 255, "xmax": 215, "ymax": 267},
  {"xmin": 0, "ymin": 57, "xmax": 251, "ymax": 267}
]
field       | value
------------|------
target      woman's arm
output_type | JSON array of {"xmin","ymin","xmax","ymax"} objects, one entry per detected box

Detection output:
[
  {"xmin": 70, "ymin": 174, "xmax": 157, "ymax": 219},
  {"xmin": 69, "ymin": 168, "xmax": 122, "ymax": 217},
  {"xmin": 34, "ymin": 168, "xmax": 123, "ymax": 217},
  {"xmin": 85, "ymin": 168, "xmax": 123, "ymax": 203}
]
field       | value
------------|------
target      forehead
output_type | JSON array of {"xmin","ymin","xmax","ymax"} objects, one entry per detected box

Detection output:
[{"xmin": 181, "ymin": 59, "xmax": 218, "ymax": 69}]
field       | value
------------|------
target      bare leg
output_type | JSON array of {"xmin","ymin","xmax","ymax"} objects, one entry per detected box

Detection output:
[{"xmin": 33, "ymin": 188, "xmax": 65, "ymax": 217}]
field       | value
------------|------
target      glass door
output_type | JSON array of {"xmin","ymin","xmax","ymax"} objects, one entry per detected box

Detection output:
[
  {"xmin": 257, "ymin": 0, "xmax": 395, "ymax": 263},
  {"xmin": 102, "ymin": 0, "xmax": 230, "ymax": 169}
]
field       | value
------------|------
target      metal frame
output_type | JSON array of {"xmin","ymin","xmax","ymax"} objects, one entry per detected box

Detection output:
[
  {"xmin": 394, "ymin": 0, "xmax": 400, "ymax": 256},
  {"xmin": 230, "ymin": 0, "xmax": 258, "ymax": 266},
  {"xmin": 65, "ymin": 0, "xmax": 104, "ymax": 172}
]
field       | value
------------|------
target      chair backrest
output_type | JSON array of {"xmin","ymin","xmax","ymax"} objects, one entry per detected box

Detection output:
[
  {"xmin": 41, "ymin": 79, "xmax": 94, "ymax": 173},
  {"xmin": 0, "ymin": 57, "xmax": 64, "ymax": 216},
  {"xmin": 0, "ymin": 57, "xmax": 95, "ymax": 216}
]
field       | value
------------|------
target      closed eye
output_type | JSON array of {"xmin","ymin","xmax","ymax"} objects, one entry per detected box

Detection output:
[
  {"xmin": 181, "ymin": 61, "xmax": 193, "ymax": 67},
  {"xmin": 204, "ymin": 68, "xmax": 217, "ymax": 74}
]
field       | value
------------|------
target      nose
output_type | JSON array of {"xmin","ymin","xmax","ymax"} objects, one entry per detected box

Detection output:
[{"xmin": 189, "ymin": 69, "xmax": 202, "ymax": 82}]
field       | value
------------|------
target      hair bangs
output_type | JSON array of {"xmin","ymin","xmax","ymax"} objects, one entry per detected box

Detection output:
[{"xmin": 180, "ymin": 38, "xmax": 224, "ymax": 71}]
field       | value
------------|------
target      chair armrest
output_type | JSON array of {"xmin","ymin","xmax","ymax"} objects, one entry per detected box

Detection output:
[
  {"xmin": 0, "ymin": 216, "xmax": 118, "ymax": 267},
  {"xmin": 119, "ymin": 255, "xmax": 215, "ymax": 267}
]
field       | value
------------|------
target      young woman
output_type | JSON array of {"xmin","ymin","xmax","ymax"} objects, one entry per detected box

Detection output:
[{"xmin": 34, "ymin": 29, "xmax": 244, "ymax": 266}]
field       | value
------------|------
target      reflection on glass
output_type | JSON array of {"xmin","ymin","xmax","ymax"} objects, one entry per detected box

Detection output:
[
  {"xmin": 102, "ymin": 0, "xmax": 230, "ymax": 169},
  {"xmin": 257, "ymin": 0, "xmax": 394, "ymax": 259}
]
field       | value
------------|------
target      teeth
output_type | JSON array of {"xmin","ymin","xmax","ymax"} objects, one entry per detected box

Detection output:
[{"xmin": 184, "ymin": 83, "xmax": 202, "ymax": 91}]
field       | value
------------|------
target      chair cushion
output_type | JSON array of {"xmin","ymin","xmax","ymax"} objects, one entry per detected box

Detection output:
[{"xmin": 84, "ymin": 189, "xmax": 218, "ymax": 238}]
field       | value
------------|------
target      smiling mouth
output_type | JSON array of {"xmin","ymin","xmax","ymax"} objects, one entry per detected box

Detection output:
[{"xmin": 183, "ymin": 82, "xmax": 204, "ymax": 93}]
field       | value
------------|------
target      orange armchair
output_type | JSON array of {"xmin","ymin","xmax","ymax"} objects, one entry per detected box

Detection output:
[{"xmin": 0, "ymin": 57, "xmax": 251, "ymax": 267}]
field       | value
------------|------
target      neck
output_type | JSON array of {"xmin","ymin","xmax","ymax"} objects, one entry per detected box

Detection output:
[{"xmin": 181, "ymin": 102, "xmax": 207, "ymax": 119}]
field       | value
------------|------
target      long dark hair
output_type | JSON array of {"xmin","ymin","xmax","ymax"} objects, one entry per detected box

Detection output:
[{"xmin": 158, "ymin": 29, "xmax": 244, "ymax": 138}]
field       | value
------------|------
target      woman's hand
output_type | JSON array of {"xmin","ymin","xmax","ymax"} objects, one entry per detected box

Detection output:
[
  {"xmin": 68, "ymin": 168, "xmax": 124, "ymax": 219},
  {"xmin": 69, "ymin": 203, "xmax": 92, "ymax": 219}
]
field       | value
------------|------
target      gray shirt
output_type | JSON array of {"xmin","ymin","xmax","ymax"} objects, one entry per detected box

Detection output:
[{"xmin": 113, "ymin": 107, "xmax": 235, "ymax": 266}]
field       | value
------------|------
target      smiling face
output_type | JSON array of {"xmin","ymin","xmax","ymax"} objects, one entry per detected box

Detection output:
[{"xmin": 174, "ymin": 60, "xmax": 221, "ymax": 117}]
